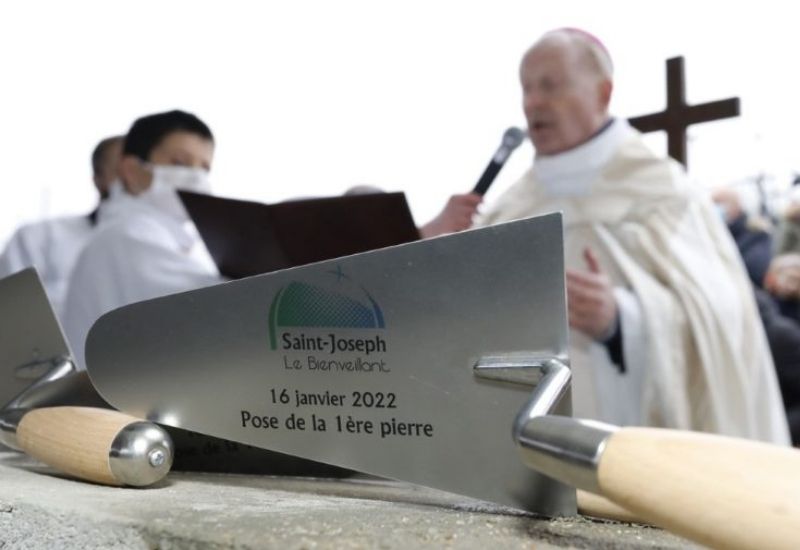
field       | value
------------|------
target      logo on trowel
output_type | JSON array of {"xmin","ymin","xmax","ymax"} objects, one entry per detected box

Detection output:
[{"xmin": 269, "ymin": 266, "xmax": 386, "ymax": 359}]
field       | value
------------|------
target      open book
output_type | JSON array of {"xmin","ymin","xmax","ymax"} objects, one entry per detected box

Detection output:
[{"xmin": 179, "ymin": 191, "xmax": 420, "ymax": 279}]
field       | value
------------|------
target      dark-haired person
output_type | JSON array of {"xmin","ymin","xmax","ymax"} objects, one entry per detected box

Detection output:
[
  {"xmin": 91, "ymin": 135, "xmax": 125, "ymax": 201},
  {"xmin": 0, "ymin": 135, "xmax": 123, "ymax": 318},
  {"xmin": 63, "ymin": 110, "xmax": 224, "ymax": 368}
]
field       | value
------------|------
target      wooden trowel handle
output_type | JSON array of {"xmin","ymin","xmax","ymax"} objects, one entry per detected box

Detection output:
[
  {"xmin": 576, "ymin": 490, "xmax": 645, "ymax": 524},
  {"xmin": 597, "ymin": 428, "xmax": 800, "ymax": 550},
  {"xmin": 16, "ymin": 406, "xmax": 173, "ymax": 487}
]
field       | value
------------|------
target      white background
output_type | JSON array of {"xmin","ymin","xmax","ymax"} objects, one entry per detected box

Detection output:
[{"xmin": 1, "ymin": 0, "xmax": 797, "ymax": 246}]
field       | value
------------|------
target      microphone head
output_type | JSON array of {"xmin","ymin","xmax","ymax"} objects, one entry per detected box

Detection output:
[{"xmin": 502, "ymin": 127, "xmax": 527, "ymax": 149}]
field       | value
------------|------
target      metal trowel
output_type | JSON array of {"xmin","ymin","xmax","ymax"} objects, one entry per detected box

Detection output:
[
  {"xmin": 86, "ymin": 213, "xmax": 575, "ymax": 514},
  {"xmin": 0, "ymin": 268, "xmax": 173, "ymax": 486},
  {"xmin": 84, "ymin": 213, "xmax": 800, "ymax": 549}
]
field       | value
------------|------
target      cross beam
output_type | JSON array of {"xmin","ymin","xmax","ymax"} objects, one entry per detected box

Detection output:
[{"xmin": 628, "ymin": 56, "xmax": 740, "ymax": 168}]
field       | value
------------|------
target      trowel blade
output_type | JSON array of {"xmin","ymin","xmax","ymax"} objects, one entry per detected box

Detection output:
[{"xmin": 86, "ymin": 213, "xmax": 574, "ymax": 515}]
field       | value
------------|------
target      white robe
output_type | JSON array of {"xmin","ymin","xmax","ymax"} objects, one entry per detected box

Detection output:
[
  {"xmin": 0, "ymin": 214, "xmax": 96, "ymax": 319},
  {"xmin": 476, "ymin": 119, "xmax": 790, "ymax": 444},
  {"xmin": 63, "ymin": 194, "xmax": 224, "ymax": 369}
]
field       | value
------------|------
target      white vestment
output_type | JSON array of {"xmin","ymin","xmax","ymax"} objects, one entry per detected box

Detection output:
[
  {"xmin": 63, "ymin": 193, "xmax": 224, "ymax": 369},
  {"xmin": 0, "ymin": 214, "xmax": 96, "ymax": 318},
  {"xmin": 476, "ymin": 119, "xmax": 790, "ymax": 444}
]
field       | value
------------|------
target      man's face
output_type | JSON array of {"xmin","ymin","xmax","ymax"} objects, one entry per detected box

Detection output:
[
  {"xmin": 520, "ymin": 41, "xmax": 610, "ymax": 155},
  {"xmin": 122, "ymin": 131, "xmax": 215, "ymax": 195}
]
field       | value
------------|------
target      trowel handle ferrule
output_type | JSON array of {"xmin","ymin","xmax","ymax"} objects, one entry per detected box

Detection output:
[
  {"xmin": 0, "ymin": 408, "xmax": 27, "ymax": 449},
  {"xmin": 13, "ymin": 406, "xmax": 173, "ymax": 487},
  {"xmin": 516, "ymin": 414, "xmax": 616, "ymax": 493}
]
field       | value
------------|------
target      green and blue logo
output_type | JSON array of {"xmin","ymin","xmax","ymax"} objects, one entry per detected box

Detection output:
[{"xmin": 269, "ymin": 266, "xmax": 385, "ymax": 350}]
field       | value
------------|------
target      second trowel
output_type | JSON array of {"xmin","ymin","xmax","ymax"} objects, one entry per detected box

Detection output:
[{"xmin": 0, "ymin": 268, "xmax": 173, "ymax": 486}]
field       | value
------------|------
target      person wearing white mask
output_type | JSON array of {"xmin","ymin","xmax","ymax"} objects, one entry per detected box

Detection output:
[
  {"xmin": 474, "ymin": 28, "xmax": 789, "ymax": 444},
  {"xmin": 63, "ymin": 110, "xmax": 224, "ymax": 369},
  {"xmin": 0, "ymin": 135, "xmax": 123, "ymax": 319}
]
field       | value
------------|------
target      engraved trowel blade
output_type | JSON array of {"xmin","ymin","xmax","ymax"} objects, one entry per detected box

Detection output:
[{"xmin": 85, "ymin": 213, "xmax": 574, "ymax": 515}]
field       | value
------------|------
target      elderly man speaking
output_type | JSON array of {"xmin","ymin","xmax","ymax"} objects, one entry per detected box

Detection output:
[{"xmin": 475, "ymin": 28, "xmax": 789, "ymax": 444}]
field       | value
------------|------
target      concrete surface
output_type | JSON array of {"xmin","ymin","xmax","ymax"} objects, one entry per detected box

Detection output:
[{"xmin": 0, "ymin": 452, "xmax": 695, "ymax": 549}]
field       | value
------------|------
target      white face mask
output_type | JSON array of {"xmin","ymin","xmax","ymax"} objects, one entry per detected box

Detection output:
[
  {"xmin": 139, "ymin": 165, "xmax": 212, "ymax": 222},
  {"xmin": 150, "ymin": 164, "xmax": 212, "ymax": 195}
]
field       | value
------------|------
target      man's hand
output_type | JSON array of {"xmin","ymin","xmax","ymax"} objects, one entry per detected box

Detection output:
[
  {"xmin": 419, "ymin": 193, "xmax": 482, "ymax": 238},
  {"xmin": 567, "ymin": 248, "xmax": 618, "ymax": 341},
  {"xmin": 764, "ymin": 253, "xmax": 800, "ymax": 299},
  {"xmin": 784, "ymin": 201, "xmax": 800, "ymax": 222}
]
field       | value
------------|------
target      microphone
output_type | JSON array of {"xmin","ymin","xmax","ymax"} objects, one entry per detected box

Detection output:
[{"xmin": 471, "ymin": 127, "xmax": 527, "ymax": 195}]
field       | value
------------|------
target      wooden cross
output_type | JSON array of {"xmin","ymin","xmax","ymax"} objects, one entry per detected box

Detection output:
[{"xmin": 628, "ymin": 56, "xmax": 740, "ymax": 168}]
